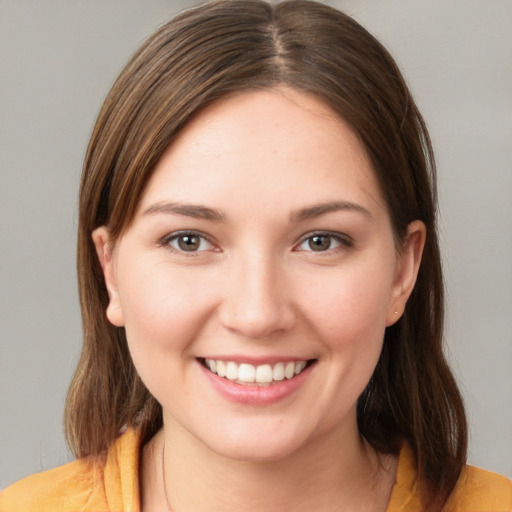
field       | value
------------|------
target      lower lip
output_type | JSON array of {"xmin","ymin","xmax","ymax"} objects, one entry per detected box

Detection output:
[{"xmin": 199, "ymin": 362, "xmax": 314, "ymax": 405}]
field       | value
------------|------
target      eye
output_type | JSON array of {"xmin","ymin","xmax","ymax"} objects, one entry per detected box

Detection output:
[
  {"xmin": 296, "ymin": 232, "xmax": 352, "ymax": 252},
  {"xmin": 163, "ymin": 231, "xmax": 217, "ymax": 253}
]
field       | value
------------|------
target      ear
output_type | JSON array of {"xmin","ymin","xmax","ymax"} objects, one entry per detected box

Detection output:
[
  {"xmin": 386, "ymin": 220, "xmax": 426, "ymax": 326},
  {"xmin": 92, "ymin": 226, "xmax": 125, "ymax": 327}
]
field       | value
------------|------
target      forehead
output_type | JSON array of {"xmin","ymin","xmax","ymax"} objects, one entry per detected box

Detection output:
[{"xmin": 137, "ymin": 88, "xmax": 386, "ymax": 219}]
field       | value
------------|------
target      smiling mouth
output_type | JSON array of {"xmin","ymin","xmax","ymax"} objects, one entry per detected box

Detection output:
[{"xmin": 199, "ymin": 358, "xmax": 316, "ymax": 386}]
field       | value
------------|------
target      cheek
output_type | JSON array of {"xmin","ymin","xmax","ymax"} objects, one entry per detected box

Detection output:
[
  {"xmin": 116, "ymin": 261, "xmax": 217, "ymax": 357},
  {"xmin": 115, "ymin": 261, "xmax": 221, "ymax": 412},
  {"xmin": 296, "ymin": 262, "xmax": 394, "ymax": 348},
  {"xmin": 281, "ymin": 263, "xmax": 395, "ymax": 436}
]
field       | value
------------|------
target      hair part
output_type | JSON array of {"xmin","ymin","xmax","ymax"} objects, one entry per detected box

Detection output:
[{"xmin": 66, "ymin": 1, "xmax": 467, "ymax": 507}]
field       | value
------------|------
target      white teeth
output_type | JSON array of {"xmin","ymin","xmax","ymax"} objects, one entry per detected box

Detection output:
[
  {"xmin": 238, "ymin": 363, "xmax": 256, "ymax": 383},
  {"xmin": 255, "ymin": 364, "xmax": 273, "ymax": 383},
  {"xmin": 284, "ymin": 362, "xmax": 295, "ymax": 379},
  {"xmin": 204, "ymin": 358, "xmax": 310, "ymax": 385},
  {"xmin": 226, "ymin": 361, "xmax": 238, "ymax": 380},
  {"xmin": 216, "ymin": 360, "xmax": 226, "ymax": 378},
  {"xmin": 272, "ymin": 362, "xmax": 285, "ymax": 381},
  {"xmin": 295, "ymin": 361, "xmax": 307, "ymax": 375}
]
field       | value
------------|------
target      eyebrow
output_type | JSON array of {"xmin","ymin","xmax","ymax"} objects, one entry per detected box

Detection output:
[
  {"xmin": 290, "ymin": 201, "xmax": 374, "ymax": 222},
  {"xmin": 142, "ymin": 200, "xmax": 373, "ymax": 223},
  {"xmin": 142, "ymin": 201, "xmax": 226, "ymax": 221}
]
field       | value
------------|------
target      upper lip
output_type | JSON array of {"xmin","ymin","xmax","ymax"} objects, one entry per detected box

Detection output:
[{"xmin": 197, "ymin": 356, "xmax": 316, "ymax": 365}]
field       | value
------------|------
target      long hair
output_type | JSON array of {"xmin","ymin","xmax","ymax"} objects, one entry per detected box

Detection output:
[{"xmin": 65, "ymin": 0, "xmax": 467, "ymax": 506}]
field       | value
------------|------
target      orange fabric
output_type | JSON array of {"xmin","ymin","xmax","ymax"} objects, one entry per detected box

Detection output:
[
  {"xmin": 1, "ymin": 429, "xmax": 511, "ymax": 511},
  {"xmin": 0, "ymin": 429, "xmax": 140, "ymax": 512},
  {"xmin": 387, "ymin": 444, "xmax": 512, "ymax": 511}
]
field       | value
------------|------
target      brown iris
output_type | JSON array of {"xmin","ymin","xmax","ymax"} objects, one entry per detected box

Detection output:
[
  {"xmin": 177, "ymin": 235, "xmax": 201, "ymax": 251},
  {"xmin": 308, "ymin": 235, "xmax": 331, "ymax": 251}
]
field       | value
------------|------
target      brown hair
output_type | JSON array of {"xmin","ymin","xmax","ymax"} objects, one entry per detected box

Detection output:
[{"xmin": 66, "ymin": 0, "xmax": 467, "ymax": 506}]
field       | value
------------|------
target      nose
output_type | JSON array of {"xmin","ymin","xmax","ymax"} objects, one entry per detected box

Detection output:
[{"xmin": 218, "ymin": 252, "xmax": 296, "ymax": 339}]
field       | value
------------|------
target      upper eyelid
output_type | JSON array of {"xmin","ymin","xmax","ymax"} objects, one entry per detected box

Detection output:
[
  {"xmin": 160, "ymin": 230, "xmax": 219, "ymax": 250},
  {"xmin": 295, "ymin": 230, "xmax": 353, "ymax": 245},
  {"xmin": 292, "ymin": 232, "xmax": 354, "ymax": 255},
  {"xmin": 162, "ymin": 229, "xmax": 212, "ymax": 241}
]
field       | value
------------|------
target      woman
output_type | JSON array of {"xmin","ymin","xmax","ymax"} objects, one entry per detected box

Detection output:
[{"xmin": 1, "ymin": 1, "xmax": 510, "ymax": 511}]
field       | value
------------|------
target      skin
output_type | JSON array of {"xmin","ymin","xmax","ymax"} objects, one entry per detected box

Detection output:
[{"xmin": 94, "ymin": 88, "xmax": 425, "ymax": 511}]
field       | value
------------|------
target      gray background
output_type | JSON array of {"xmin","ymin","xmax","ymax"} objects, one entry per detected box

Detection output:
[{"xmin": 1, "ymin": 0, "xmax": 511, "ymax": 489}]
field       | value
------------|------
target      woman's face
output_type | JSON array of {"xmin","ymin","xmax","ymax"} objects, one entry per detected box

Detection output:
[{"xmin": 94, "ymin": 88, "xmax": 423, "ymax": 461}]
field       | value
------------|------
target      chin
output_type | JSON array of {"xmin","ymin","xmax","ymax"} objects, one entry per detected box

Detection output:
[
  {"xmin": 214, "ymin": 440, "xmax": 304, "ymax": 463},
  {"xmin": 196, "ymin": 420, "xmax": 318, "ymax": 464}
]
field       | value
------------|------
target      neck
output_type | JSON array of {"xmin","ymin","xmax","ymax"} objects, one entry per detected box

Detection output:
[{"xmin": 141, "ymin": 417, "xmax": 397, "ymax": 512}]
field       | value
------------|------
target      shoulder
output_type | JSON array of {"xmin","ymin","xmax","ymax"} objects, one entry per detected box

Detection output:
[
  {"xmin": 389, "ymin": 443, "xmax": 512, "ymax": 512},
  {"xmin": 0, "ymin": 428, "xmax": 141, "ymax": 512},
  {"xmin": 446, "ymin": 465, "xmax": 512, "ymax": 512},
  {"xmin": 0, "ymin": 457, "xmax": 105, "ymax": 512}
]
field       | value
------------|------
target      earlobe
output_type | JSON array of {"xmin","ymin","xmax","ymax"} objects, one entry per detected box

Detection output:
[
  {"xmin": 91, "ymin": 226, "xmax": 125, "ymax": 327},
  {"xmin": 386, "ymin": 220, "xmax": 426, "ymax": 326}
]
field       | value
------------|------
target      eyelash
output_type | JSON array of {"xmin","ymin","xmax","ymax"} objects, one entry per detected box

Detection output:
[
  {"xmin": 294, "ymin": 231, "xmax": 354, "ymax": 253},
  {"xmin": 160, "ymin": 230, "xmax": 353, "ymax": 256},
  {"xmin": 160, "ymin": 231, "xmax": 218, "ymax": 254}
]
